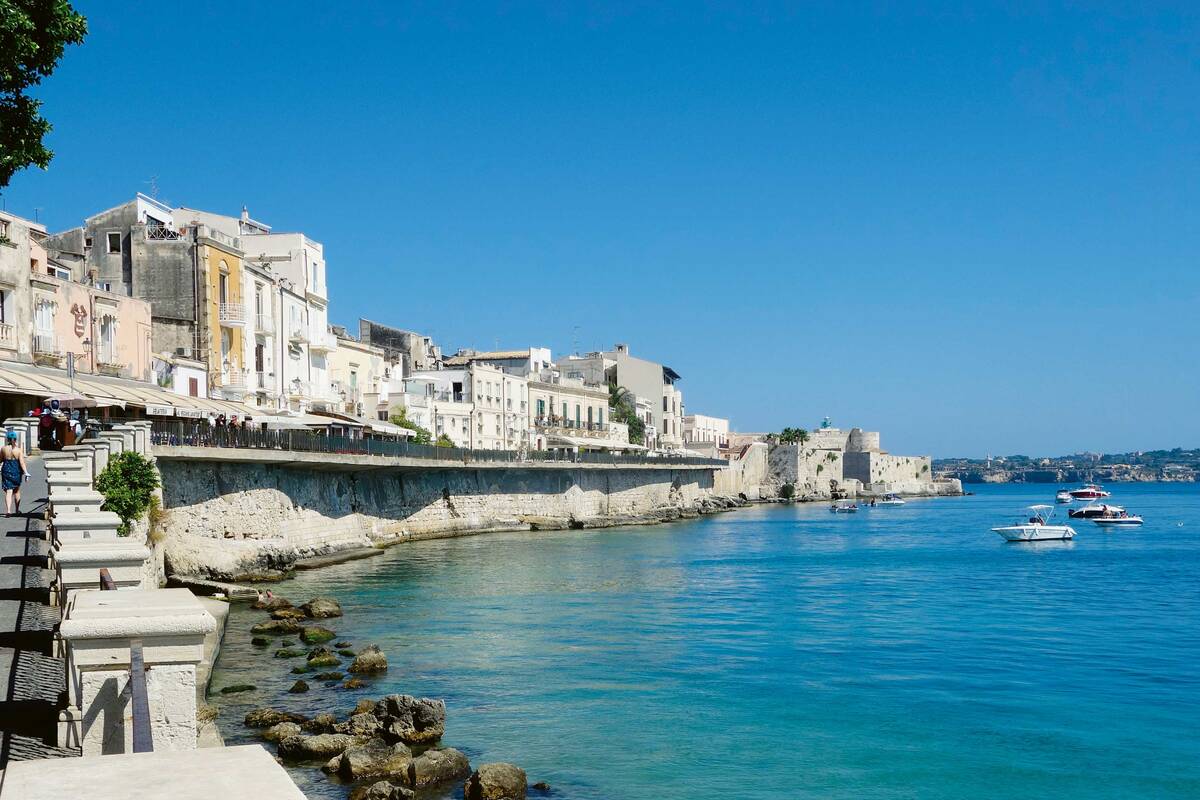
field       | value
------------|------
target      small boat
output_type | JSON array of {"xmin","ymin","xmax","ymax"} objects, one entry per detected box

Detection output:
[
  {"xmin": 1069, "ymin": 484, "xmax": 1111, "ymax": 500},
  {"xmin": 877, "ymin": 494, "xmax": 906, "ymax": 506},
  {"xmin": 992, "ymin": 505, "xmax": 1076, "ymax": 542},
  {"xmin": 1055, "ymin": 490, "xmax": 1072, "ymax": 504},
  {"xmin": 1069, "ymin": 502, "xmax": 1125, "ymax": 519},
  {"xmin": 1093, "ymin": 512, "xmax": 1143, "ymax": 527},
  {"xmin": 830, "ymin": 501, "xmax": 858, "ymax": 514}
]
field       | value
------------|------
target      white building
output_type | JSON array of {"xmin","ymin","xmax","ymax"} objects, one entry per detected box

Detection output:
[
  {"xmin": 327, "ymin": 330, "xmax": 397, "ymax": 421},
  {"xmin": 683, "ymin": 414, "xmax": 729, "ymax": 448}
]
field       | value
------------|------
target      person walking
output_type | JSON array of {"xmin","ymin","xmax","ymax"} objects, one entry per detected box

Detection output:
[{"xmin": 2, "ymin": 430, "xmax": 30, "ymax": 516}]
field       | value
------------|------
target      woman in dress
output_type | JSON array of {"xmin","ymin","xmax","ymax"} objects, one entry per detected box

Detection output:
[{"xmin": 2, "ymin": 430, "xmax": 30, "ymax": 516}]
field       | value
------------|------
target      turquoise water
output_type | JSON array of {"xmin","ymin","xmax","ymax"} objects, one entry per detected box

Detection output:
[{"xmin": 211, "ymin": 483, "xmax": 1200, "ymax": 799}]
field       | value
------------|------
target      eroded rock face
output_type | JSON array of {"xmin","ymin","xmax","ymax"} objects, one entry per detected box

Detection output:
[
  {"xmin": 408, "ymin": 747, "xmax": 470, "ymax": 788},
  {"xmin": 349, "ymin": 781, "xmax": 415, "ymax": 800},
  {"xmin": 373, "ymin": 695, "xmax": 446, "ymax": 745},
  {"xmin": 271, "ymin": 607, "xmax": 308, "ymax": 620},
  {"xmin": 301, "ymin": 596, "xmax": 344, "ymax": 618},
  {"xmin": 261, "ymin": 721, "xmax": 302, "ymax": 742},
  {"xmin": 302, "ymin": 712, "xmax": 339, "ymax": 733},
  {"xmin": 245, "ymin": 707, "xmax": 308, "ymax": 728},
  {"xmin": 326, "ymin": 737, "xmax": 413, "ymax": 782},
  {"xmin": 165, "ymin": 531, "xmax": 296, "ymax": 581},
  {"xmin": 348, "ymin": 644, "xmax": 388, "ymax": 674},
  {"xmin": 277, "ymin": 732, "xmax": 356, "ymax": 761},
  {"xmin": 464, "ymin": 763, "xmax": 528, "ymax": 800},
  {"xmin": 252, "ymin": 596, "xmax": 293, "ymax": 611}
]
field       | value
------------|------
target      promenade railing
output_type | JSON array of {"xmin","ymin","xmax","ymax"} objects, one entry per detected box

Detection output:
[
  {"xmin": 147, "ymin": 419, "xmax": 727, "ymax": 467},
  {"xmin": 99, "ymin": 569, "xmax": 153, "ymax": 753}
]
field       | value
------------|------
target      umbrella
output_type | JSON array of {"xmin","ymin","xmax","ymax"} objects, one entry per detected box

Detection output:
[{"xmin": 44, "ymin": 393, "xmax": 98, "ymax": 409}]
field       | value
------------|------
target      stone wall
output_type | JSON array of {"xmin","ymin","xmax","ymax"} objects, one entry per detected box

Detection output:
[
  {"xmin": 843, "ymin": 451, "xmax": 933, "ymax": 494},
  {"xmin": 713, "ymin": 442, "xmax": 768, "ymax": 499},
  {"xmin": 767, "ymin": 443, "xmax": 847, "ymax": 499},
  {"xmin": 158, "ymin": 461, "xmax": 722, "ymax": 580}
]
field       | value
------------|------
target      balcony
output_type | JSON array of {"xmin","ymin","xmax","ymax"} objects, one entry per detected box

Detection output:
[
  {"xmin": 0, "ymin": 323, "xmax": 14, "ymax": 350},
  {"xmin": 144, "ymin": 225, "xmax": 185, "ymax": 241},
  {"xmin": 534, "ymin": 416, "xmax": 609, "ymax": 438},
  {"xmin": 308, "ymin": 330, "xmax": 337, "ymax": 354},
  {"xmin": 33, "ymin": 333, "xmax": 63, "ymax": 366},
  {"xmin": 219, "ymin": 370, "xmax": 247, "ymax": 393},
  {"xmin": 255, "ymin": 371, "xmax": 271, "ymax": 393},
  {"xmin": 219, "ymin": 302, "xmax": 246, "ymax": 326},
  {"xmin": 286, "ymin": 380, "xmax": 310, "ymax": 399},
  {"xmin": 288, "ymin": 327, "xmax": 308, "ymax": 345},
  {"xmin": 254, "ymin": 314, "xmax": 273, "ymax": 335}
]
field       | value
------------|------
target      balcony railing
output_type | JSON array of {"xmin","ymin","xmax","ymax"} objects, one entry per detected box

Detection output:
[
  {"xmin": 289, "ymin": 327, "xmax": 308, "ymax": 344},
  {"xmin": 218, "ymin": 303, "xmax": 246, "ymax": 325},
  {"xmin": 309, "ymin": 331, "xmax": 337, "ymax": 353},
  {"xmin": 254, "ymin": 313, "xmax": 273, "ymax": 334},
  {"xmin": 534, "ymin": 416, "xmax": 608, "ymax": 435},
  {"xmin": 0, "ymin": 322, "xmax": 14, "ymax": 349},
  {"xmin": 145, "ymin": 225, "xmax": 184, "ymax": 241},
  {"xmin": 33, "ymin": 333, "xmax": 59, "ymax": 354},
  {"xmin": 255, "ymin": 371, "xmax": 270, "ymax": 391}
]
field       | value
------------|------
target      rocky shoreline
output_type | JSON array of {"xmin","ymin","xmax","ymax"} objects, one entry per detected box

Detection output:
[{"xmin": 221, "ymin": 593, "xmax": 539, "ymax": 800}]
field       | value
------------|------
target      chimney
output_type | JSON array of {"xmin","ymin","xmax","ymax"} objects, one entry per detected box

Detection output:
[{"xmin": 241, "ymin": 206, "xmax": 249, "ymax": 222}]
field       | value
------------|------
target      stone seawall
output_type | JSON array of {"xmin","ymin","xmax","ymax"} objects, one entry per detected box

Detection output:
[{"xmin": 158, "ymin": 460, "xmax": 728, "ymax": 581}]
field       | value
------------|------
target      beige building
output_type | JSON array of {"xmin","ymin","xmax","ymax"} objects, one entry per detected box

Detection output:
[
  {"xmin": 327, "ymin": 331, "xmax": 394, "ymax": 420},
  {"xmin": 527, "ymin": 371, "xmax": 612, "ymax": 452},
  {"xmin": 683, "ymin": 413, "xmax": 730, "ymax": 448}
]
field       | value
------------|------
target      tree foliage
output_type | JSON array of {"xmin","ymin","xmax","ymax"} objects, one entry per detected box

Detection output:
[
  {"xmin": 0, "ymin": 1, "xmax": 88, "ymax": 187},
  {"xmin": 95, "ymin": 450, "xmax": 160, "ymax": 536},
  {"xmin": 608, "ymin": 384, "xmax": 646, "ymax": 445},
  {"xmin": 434, "ymin": 434, "xmax": 454, "ymax": 448},
  {"xmin": 777, "ymin": 427, "xmax": 809, "ymax": 445},
  {"xmin": 390, "ymin": 407, "xmax": 432, "ymax": 445}
]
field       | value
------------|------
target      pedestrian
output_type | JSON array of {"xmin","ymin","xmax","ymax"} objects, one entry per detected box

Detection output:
[{"xmin": 2, "ymin": 430, "xmax": 30, "ymax": 516}]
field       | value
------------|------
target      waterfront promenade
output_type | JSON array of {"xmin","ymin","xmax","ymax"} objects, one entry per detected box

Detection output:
[{"xmin": 0, "ymin": 457, "xmax": 77, "ymax": 771}]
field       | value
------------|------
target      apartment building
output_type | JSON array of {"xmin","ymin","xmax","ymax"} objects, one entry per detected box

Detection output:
[
  {"xmin": 328, "ymin": 330, "xmax": 396, "ymax": 420},
  {"xmin": 683, "ymin": 414, "xmax": 730, "ymax": 448},
  {"xmin": 559, "ymin": 343, "xmax": 684, "ymax": 449}
]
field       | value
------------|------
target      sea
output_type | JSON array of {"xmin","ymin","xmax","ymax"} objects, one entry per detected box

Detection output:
[{"xmin": 210, "ymin": 482, "xmax": 1200, "ymax": 799}]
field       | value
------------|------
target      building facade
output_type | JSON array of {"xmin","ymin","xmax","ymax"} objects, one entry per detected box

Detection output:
[
  {"xmin": 683, "ymin": 414, "xmax": 730, "ymax": 448},
  {"xmin": 560, "ymin": 343, "xmax": 684, "ymax": 450}
]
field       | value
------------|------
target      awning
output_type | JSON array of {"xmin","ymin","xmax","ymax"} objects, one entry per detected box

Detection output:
[
  {"xmin": 547, "ymin": 434, "xmax": 642, "ymax": 451},
  {"xmin": 309, "ymin": 410, "xmax": 411, "ymax": 437}
]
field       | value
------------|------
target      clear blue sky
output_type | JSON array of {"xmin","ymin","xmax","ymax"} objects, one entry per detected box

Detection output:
[{"xmin": 3, "ymin": 2, "xmax": 1198, "ymax": 458}]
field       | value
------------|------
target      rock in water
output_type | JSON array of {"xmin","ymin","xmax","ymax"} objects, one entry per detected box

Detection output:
[
  {"xmin": 343, "ymin": 677, "xmax": 366, "ymax": 689},
  {"xmin": 261, "ymin": 721, "xmax": 302, "ymax": 742},
  {"xmin": 408, "ymin": 747, "xmax": 470, "ymax": 788},
  {"xmin": 308, "ymin": 652, "xmax": 341, "ymax": 668},
  {"xmin": 348, "ymin": 645, "xmax": 389, "ymax": 674},
  {"xmin": 327, "ymin": 737, "xmax": 413, "ymax": 782},
  {"xmin": 270, "ymin": 607, "xmax": 308, "ymax": 620},
  {"xmin": 464, "ymin": 763, "xmax": 528, "ymax": 800},
  {"xmin": 301, "ymin": 596, "xmax": 344, "ymax": 618},
  {"xmin": 251, "ymin": 636, "xmax": 271, "ymax": 646},
  {"xmin": 300, "ymin": 625, "xmax": 337, "ymax": 644},
  {"xmin": 251, "ymin": 619, "xmax": 302, "ymax": 635},
  {"xmin": 288, "ymin": 680, "xmax": 310, "ymax": 693},
  {"xmin": 531, "ymin": 782, "xmax": 551, "ymax": 793},
  {"xmin": 373, "ymin": 694, "xmax": 446, "ymax": 745},
  {"xmin": 274, "ymin": 648, "xmax": 304, "ymax": 658},
  {"xmin": 314, "ymin": 671, "xmax": 345, "ymax": 682},
  {"xmin": 302, "ymin": 712, "xmax": 339, "ymax": 733},
  {"xmin": 252, "ymin": 596, "xmax": 293, "ymax": 611},
  {"xmin": 219, "ymin": 684, "xmax": 256, "ymax": 695},
  {"xmin": 349, "ymin": 781, "xmax": 415, "ymax": 800},
  {"xmin": 244, "ymin": 707, "xmax": 308, "ymax": 728},
  {"xmin": 334, "ymin": 711, "xmax": 383, "ymax": 738},
  {"xmin": 277, "ymin": 733, "xmax": 356, "ymax": 761}
]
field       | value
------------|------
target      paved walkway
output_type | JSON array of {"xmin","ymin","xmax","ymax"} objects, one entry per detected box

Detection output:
[{"xmin": 0, "ymin": 456, "xmax": 77, "ymax": 767}]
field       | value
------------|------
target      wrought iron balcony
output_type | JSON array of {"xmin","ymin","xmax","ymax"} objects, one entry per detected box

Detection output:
[{"xmin": 219, "ymin": 302, "xmax": 246, "ymax": 325}]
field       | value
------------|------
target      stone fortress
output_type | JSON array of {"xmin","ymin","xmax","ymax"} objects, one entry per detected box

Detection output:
[{"xmin": 767, "ymin": 424, "xmax": 960, "ymax": 499}]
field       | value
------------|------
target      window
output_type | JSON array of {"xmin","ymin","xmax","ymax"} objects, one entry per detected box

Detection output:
[
  {"xmin": 575, "ymin": 404, "xmax": 581, "ymax": 426},
  {"xmin": 0, "ymin": 220, "xmax": 9, "ymax": 238},
  {"xmin": 85, "ymin": 236, "xmax": 93, "ymax": 249},
  {"xmin": 218, "ymin": 266, "xmax": 229, "ymax": 304},
  {"xmin": 587, "ymin": 407, "xmax": 593, "ymax": 426},
  {"xmin": 537, "ymin": 399, "xmax": 545, "ymax": 418},
  {"xmin": 598, "ymin": 408, "xmax": 604, "ymax": 427},
  {"xmin": 663, "ymin": 396, "xmax": 668, "ymax": 412},
  {"xmin": 0, "ymin": 289, "xmax": 6, "ymax": 323},
  {"xmin": 188, "ymin": 377, "xmax": 199, "ymax": 397},
  {"xmin": 98, "ymin": 315, "xmax": 117, "ymax": 363},
  {"xmin": 107, "ymin": 232, "xmax": 121, "ymax": 254},
  {"xmin": 562, "ymin": 402, "xmax": 568, "ymax": 421}
]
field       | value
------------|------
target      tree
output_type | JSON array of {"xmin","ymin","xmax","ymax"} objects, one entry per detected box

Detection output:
[
  {"xmin": 95, "ymin": 451, "xmax": 159, "ymax": 536},
  {"xmin": 777, "ymin": 427, "xmax": 809, "ymax": 445},
  {"xmin": 607, "ymin": 384, "xmax": 646, "ymax": 445},
  {"xmin": 0, "ymin": 1, "xmax": 88, "ymax": 187},
  {"xmin": 390, "ymin": 407, "xmax": 432, "ymax": 445},
  {"xmin": 434, "ymin": 434, "xmax": 454, "ymax": 448}
]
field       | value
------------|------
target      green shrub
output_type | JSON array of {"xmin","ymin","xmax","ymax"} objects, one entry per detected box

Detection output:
[
  {"xmin": 95, "ymin": 450, "xmax": 160, "ymax": 536},
  {"xmin": 779, "ymin": 483, "xmax": 796, "ymax": 500}
]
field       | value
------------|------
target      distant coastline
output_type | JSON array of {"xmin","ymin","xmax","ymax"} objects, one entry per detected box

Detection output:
[{"xmin": 935, "ymin": 447, "xmax": 1199, "ymax": 484}]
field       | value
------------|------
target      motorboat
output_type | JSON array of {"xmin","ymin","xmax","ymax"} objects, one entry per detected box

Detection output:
[
  {"xmin": 876, "ymin": 494, "xmax": 906, "ymax": 506},
  {"xmin": 1055, "ymin": 490, "xmax": 1072, "ymax": 504},
  {"xmin": 1069, "ymin": 484, "xmax": 1111, "ymax": 500},
  {"xmin": 830, "ymin": 501, "xmax": 858, "ymax": 513},
  {"xmin": 1093, "ymin": 510, "xmax": 1143, "ymax": 527},
  {"xmin": 992, "ymin": 505, "xmax": 1076, "ymax": 542},
  {"xmin": 1068, "ymin": 502, "xmax": 1125, "ymax": 519}
]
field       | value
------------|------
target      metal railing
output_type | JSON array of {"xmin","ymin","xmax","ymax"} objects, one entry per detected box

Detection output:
[
  {"xmin": 534, "ymin": 416, "xmax": 608, "ymax": 433},
  {"xmin": 33, "ymin": 333, "xmax": 59, "ymax": 355},
  {"xmin": 145, "ymin": 225, "xmax": 184, "ymax": 241},
  {"xmin": 100, "ymin": 568, "xmax": 153, "ymax": 752},
  {"xmin": 255, "ymin": 313, "xmax": 273, "ymax": 333},
  {"xmin": 218, "ymin": 303, "xmax": 245, "ymax": 324},
  {"xmin": 149, "ymin": 420, "xmax": 727, "ymax": 466}
]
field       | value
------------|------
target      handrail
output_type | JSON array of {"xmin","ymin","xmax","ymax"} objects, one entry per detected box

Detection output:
[
  {"xmin": 99, "ymin": 568, "xmax": 116, "ymax": 590},
  {"xmin": 147, "ymin": 420, "xmax": 727, "ymax": 467},
  {"xmin": 129, "ymin": 638, "xmax": 153, "ymax": 752}
]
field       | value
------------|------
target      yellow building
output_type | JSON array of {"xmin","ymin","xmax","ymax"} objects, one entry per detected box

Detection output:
[{"xmin": 196, "ymin": 229, "xmax": 246, "ymax": 400}]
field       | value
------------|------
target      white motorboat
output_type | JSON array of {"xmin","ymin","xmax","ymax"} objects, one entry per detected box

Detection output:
[
  {"xmin": 876, "ymin": 494, "xmax": 905, "ymax": 506},
  {"xmin": 1055, "ymin": 490, "xmax": 1072, "ymax": 504},
  {"xmin": 830, "ymin": 501, "xmax": 858, "ymax": 514},
  {"xmin": 1069, "ymin": 484, "xmax": 1111, "ymax": 500},
  {"xmin": 1093, "ymin": 513, "xmax": 1143, "ymax": 527},
  {"xmin": 993, "ymin": 505, "xmax": 1076, "ymax": 542},
  {"xmin": 1069, "ymin": 502, "xmax": 1124, "ymax": 520}
]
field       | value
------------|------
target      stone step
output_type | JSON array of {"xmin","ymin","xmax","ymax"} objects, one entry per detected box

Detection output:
[{"xmin": 52, "ymin": 511, "xmax": 122, "ymax": 542}]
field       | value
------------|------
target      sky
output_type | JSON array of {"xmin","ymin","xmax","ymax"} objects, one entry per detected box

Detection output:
[{"xmin": 2, "ymin": 2, "xmax": 1198, "ymax": 458}]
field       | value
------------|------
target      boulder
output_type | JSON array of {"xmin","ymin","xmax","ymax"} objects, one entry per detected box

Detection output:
[
  {"xmin": 288, "ymin": 680, "xmax": 309, "ymax": 694},
  {"xmin": 326, "ymin": 737, "xmax": 413, "ymax": 782},
  {"xmin": 338, "ymin": 649, "xmax": 358, "ymax": 658},
  {"xmin": 349, "ymin": 781, "xmax": 415, "ymax": 800},
  {"xmin": 335, "ymin": 711, "xmax": 383, "ymax": 738},
  {"xmin": 335, "ymin": 641, "xmax": 354, "ymax": 648},
  {"xmin": 348, "ymin": 645, "xmax": 388, "ymax": 674},
  {"xmin": 301, "ymin": 712, "xmax": 339, "ymax": 733},
  {"xmin": 308, "ymin": 652, "xmax": 341, "ymax": 669},
  {"xmin": 252, "ymin": 595, "xmax": 293, "ymax": 611},
  {"xmin": 531, "ymin": 782, "xmax": 551, "ymax": 792},
  {"xmin": 301, "ymin": 596, "xmax": 344, "ymax": 618},
  {"xmin": 261, "ymin": 721, "xmax": 302, "ymax": 743},
  {"xmin": 219, "ymin": 684, "xmax": 256, "ymax": 695},
  {"xmin": 251, "ymin": 636, "xmax": 271, "ymax": 646},
  {"xmin": 300, "ymin": 625, "xmax": 337, "ymax": 644},
  {"xmin": 251, "ymin": 619, "xmax": 302, "ymax": 635},
  {"xmin": 275, "ymin": 648, "xmax": 304, "ymax": 659},
  {"xmin": 165, "ymin": 532, "xmax": 295, "ymax": 582},
  {"xmin": 291, "ymin": 665, "xmax": 311, "ymax": 674},
  {"xmin": 271, "ymin": 607, "xmax": 308, "ymax": 620},
  {"xmin": 245, "ymin": 707, "xmax": 308, "ymax": 728},
  {"xmin": 314, "ymin": 671, "xmax": 345, "ymax": 682},
  {"xmin": 408, "ymin": 747, "xmax": 470, "ymax": 788},
  {"xmin": 464, "ymin": 763, "xmax": 528, "ymax": 800},
  {"xmin": 277, "ymin": 732, "xmax": 356, "ymax": 761},
  {"xmin": 373, "ymin": 695, "xmax": 446, "ymax": 745},
  {"xmin": 343, "ymin": 677, "xmax": 367, "ymax": 689}
]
